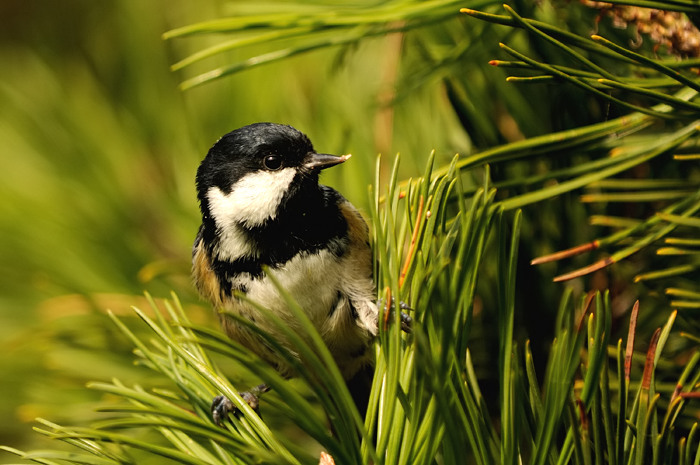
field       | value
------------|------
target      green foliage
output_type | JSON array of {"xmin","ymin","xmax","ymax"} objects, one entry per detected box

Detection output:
[
  {"xmin": 4, "ymin": 0, "xmax": 700, "ymax": 463},
  {"xmin": 4, "ymin": 155, "xmax": 700, "ymax": 464},
  {"xmin": 164, "ymin": 0, "xmax": 700, "ymax": 306},
  {"xmin": 458, "ymin": 3, "xmax": 700, "ymax": 314},
  {"xmin": 0, "ymin": 0, "xmax": 464, "ymax": 453}
]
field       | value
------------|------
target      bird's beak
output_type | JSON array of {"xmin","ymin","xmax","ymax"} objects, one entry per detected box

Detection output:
[{"xmin": 303, "ymin": 152, "xmax": 351, "ymax": 171}]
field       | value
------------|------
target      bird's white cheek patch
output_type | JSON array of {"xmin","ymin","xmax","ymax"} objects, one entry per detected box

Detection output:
[{"xmin": 207, "ymin": 168, "xmax": 297, "ymax": 228}]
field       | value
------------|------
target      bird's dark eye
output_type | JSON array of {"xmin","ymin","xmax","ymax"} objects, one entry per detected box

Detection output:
[{"xmin": 263, "ymin": 154, "xmax": 283, "ymax": 170}]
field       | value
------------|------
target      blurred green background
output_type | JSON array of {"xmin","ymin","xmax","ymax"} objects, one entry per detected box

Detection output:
[
  {"xmin": 3, "ymin": 0, "xmax": 697, "ymax": 460},
  {"xmin": 0, "ymin": 0, "xmax": 473, "ymax": 455}
]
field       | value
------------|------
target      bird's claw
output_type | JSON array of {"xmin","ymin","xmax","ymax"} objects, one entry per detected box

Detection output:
[
  {"xmin": 399, "ymin": 310, "xmax": 413, "ymax": 333},
  {"xmin": 378, "ymin": 297, "xmax": 413, "ymax": 333},
  {"xmin": 211, "ymin": 394, "xmax": 236, "ymax": 426},
  {"xmin": 211, "ymin": 383, "xmax": 269, "ymax": 425}
]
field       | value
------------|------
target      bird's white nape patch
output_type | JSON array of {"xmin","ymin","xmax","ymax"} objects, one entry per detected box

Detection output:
[{"xmin": 207, "ymin": 167, "xmax": 297, "ymax": 229}]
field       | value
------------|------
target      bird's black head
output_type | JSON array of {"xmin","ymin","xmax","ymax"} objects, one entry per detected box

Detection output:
[{"xmin": 196, "ymin": 123, "xmax": 348, "ymax": 229}]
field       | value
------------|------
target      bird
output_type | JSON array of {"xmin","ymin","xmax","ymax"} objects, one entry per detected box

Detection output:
[{"xmin": 192, "ymin": 122, "xmax": 381, "ymax": 424}]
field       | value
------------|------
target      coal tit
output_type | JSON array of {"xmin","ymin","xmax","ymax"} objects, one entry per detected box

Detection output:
[{"xmin": 192, "ymin": 123, "xmax": 379, "ymax": 423}]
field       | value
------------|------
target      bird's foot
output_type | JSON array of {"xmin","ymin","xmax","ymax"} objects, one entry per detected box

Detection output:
[
  {"xmin": 211, "ymin": 383, "xmax": 270, "ymax": 425},
  {"xmin": 378, "ymin": 297, "xmax": 413, "ymax": 333},
  {"xmin": 211, "ymin": 395, "xmax": 235, "ymax": 426}
]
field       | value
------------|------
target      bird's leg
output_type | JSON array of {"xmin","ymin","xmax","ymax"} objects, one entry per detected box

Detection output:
[
  {"xmin": 211, "ymin": 383, "xmax": 270, "ymax": 425},
  {"xmin": 379, "ymin": 297, "xmax": 413, "ymax": 333}
]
